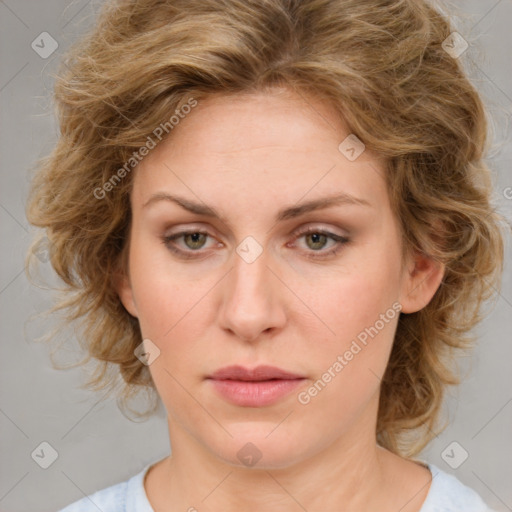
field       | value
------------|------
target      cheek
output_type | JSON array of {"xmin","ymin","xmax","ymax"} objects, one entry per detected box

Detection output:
[
  {"xmin": 295, "ymin": 251, "xmax": 402, "ymax": 348},
  {"xmin": 292, "ymin": 250, "xmax": 402, "ymax": 404},
  {"xmin": 128, "ymin": 239, "xmax": 217, "ymax": 384},
  {"xmin": 289, "ymin": 222, "xmax": 403, "ymax": 342},
  {"xmin": 128, "ymin": 235, "xmax": 206, "ymax": 339},
  {"xmin": 295, "ymin": 281, "xmax": 399, "ymax": 429}
]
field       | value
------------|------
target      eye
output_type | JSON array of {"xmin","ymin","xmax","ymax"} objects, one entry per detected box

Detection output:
[
  {"xmin": 161, "ymin": 230, "xmax": 218, "ymax": 259},
  {"xmin": 291, "ymin": 226, "xmax": 350, "ymax": 259},
  {"xmin": 161, "ymin": 226, "xmax": 350, "ymax": 260}
]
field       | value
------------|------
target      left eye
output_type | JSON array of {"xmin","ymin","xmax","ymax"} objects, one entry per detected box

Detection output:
[
  {"xmin": 291, "ymin": 228, "xmax": 349, "ymax": 258},
  {"xmin": 162, "ymin": 228, "xmax": 349, "ymax": 259},
  {"xmin": 296, "ymin": 230, "xmax": 341, "ymax": 251}
]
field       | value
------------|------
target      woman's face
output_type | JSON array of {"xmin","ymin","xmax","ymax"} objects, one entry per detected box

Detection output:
[{"xmin": 118, "ymin": 89, "xmax": 441, "ymax": 469}]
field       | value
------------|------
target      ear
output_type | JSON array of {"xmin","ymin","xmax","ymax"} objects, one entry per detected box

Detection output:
[
  {"xmin": 399, "ymin": 248, "xmax": 445, "ymax": 314},
  {"xmin": 113, "ymin": 267, "xmax": 139, "ymax": 318}
]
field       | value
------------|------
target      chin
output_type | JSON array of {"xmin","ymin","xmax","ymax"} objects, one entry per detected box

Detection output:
[{"xmin": 207, "ymin": 424, "xmax": 314, "ymax": 470}]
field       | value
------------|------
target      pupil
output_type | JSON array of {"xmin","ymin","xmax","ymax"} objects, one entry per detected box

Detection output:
[
  {"xmin": 186, "ymin": 233, "xmax": 204, "ymax": 248},
  {"xmin": 308, "ymin": 233, "xmax": 326, "ymax": 249}
]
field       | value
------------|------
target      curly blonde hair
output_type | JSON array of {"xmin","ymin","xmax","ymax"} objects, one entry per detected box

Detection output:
[{"xmin": 26, "ymin": 0, "xmax": 507, "ymax": 457}]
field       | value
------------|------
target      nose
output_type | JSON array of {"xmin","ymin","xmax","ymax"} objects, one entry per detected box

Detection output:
[{"xmin": 217, "ymin": 246, "xmax": 287, "ymax": 342}]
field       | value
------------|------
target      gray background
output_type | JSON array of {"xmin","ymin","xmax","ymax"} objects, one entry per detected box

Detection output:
[{"xmin": 0, "ymin": 1, "xmax": 511, "ymax": 511}]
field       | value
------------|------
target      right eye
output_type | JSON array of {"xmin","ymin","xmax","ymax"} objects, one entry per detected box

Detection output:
[{"xmin": 161, "ymin": 230, "xmax": 219, "ymax": 259}]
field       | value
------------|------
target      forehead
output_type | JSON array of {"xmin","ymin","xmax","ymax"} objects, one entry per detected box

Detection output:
[
  {"xmin": 131, "ymin": 89, "xmax": 388, "ymax": 215},
  {"xmin": 148, "ymin": 89, "xmax": 356, "ymax": 159}
]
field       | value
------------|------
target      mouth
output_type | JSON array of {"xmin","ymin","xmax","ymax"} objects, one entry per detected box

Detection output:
[
  {"xmin": 208, "ymin": 364, "xmax": 305, "ymax": 381},
  {"xmin": 206, "ymin": 365, "xmax": 306, "ymax": 407}
]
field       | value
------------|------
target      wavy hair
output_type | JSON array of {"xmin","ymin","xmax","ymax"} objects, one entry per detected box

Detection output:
[{"xmin": 26, "ymin": 0, "xmax": 507, "ymax": 456}]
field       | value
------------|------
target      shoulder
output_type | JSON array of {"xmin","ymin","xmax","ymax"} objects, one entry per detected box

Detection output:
[
  {"xmin": 421, "ymin": 464, "xmax": 495, "ymax": 512},
  {"xmin": 57, "ymin": 463, "xmax": 154, "ymax": 512},
  {"xmin": 57, "ymin": 479, "xmax": 128, "ymax": 512}
]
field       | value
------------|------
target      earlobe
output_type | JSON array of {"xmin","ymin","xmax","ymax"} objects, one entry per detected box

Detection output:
[
  {"xmin": 114, "ymin": 271, "xmax": 139, "ymax": 318},
  {"xmin": 399, "ymin": 250, "xmax": 445, "ymax": 314}
]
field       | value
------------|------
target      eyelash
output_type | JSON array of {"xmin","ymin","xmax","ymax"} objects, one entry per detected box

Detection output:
[{"xmin": 161, "ymin": 227, "xmax": 350, "ymax": 260}]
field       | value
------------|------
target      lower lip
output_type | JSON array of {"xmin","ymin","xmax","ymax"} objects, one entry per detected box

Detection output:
[{"xmin": 208, "ymin": 378, "xmax": 305, "ymax": 407}]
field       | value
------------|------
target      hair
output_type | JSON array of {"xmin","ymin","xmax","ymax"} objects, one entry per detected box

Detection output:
[{"xmin": 26, "ymin": 0, "xmax": 508, "ymax": 457}]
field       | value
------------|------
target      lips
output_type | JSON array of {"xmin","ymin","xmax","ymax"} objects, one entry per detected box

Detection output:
[
  {"xmin": 206, "ymin": 365, "xmax": 306, "ymax": 407},
  {"xmin": 208, "ymin": 365, "xmax": 305, "ymax": 381}
]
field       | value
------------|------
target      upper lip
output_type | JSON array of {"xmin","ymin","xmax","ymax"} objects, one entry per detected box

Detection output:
[{"xmin": 208, "ymin": 365, "xmax": 305, "ymax": 381}]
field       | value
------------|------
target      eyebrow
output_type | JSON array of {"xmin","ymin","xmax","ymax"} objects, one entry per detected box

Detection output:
[{"xmin": 142, "ymin": 191, "xmax": 372, "ymax": 223}]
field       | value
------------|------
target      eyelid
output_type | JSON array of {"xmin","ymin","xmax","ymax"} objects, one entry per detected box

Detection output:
[
  {"xmin": 292, "ymin": 223, "xmax": 348, "ymax": 238},
  {"xmin": 163, "ymin": 222, "xmax": 348, "ymax": 239},
  {"xmin": 162, "ymin": 223, "xmax": 350, "ymax": 259}
]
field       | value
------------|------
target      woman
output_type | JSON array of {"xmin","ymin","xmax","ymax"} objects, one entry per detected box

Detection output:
[{"xmin": 26, "ymin": 0, "xmax": 506, "ymax": 510}]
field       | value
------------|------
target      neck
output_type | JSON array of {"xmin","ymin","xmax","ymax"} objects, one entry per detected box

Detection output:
[{"xmin": 144, "ymin": 409, "xmax": 420, "ymax": 511}]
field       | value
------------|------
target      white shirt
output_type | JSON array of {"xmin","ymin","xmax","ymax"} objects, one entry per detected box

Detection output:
[{"xmin": 58, "ymin": 461, "xmax": 494, "ymax": 511}]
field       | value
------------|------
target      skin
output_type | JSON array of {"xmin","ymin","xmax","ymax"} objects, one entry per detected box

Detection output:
[{"xmin": 116, "ymin": 87, "xmax": 445, "ymax": 512}]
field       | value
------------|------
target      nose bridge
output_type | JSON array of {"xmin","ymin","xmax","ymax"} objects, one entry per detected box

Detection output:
[
  {"xmin": 219, "ymin": 244, "xmax": 285, "ymax": 341},
  {"xmin": 232, "ymin": 249, "xmax": 269, "ymax": 302}
]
